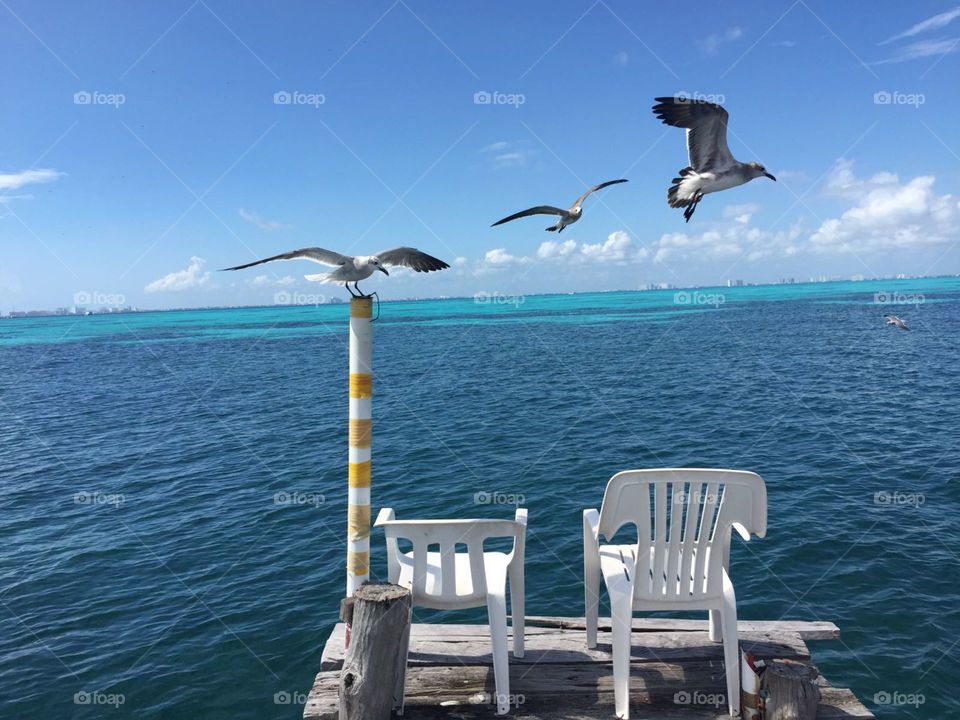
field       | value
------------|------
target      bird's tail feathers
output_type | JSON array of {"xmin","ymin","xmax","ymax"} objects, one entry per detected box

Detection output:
[
  {"xmin": 545, "ymin": 224, "xmax": 560, "ymax": 232},
  {"xmin": 667, "ymin": 167, "xmax": 698, "ymax": 209}
]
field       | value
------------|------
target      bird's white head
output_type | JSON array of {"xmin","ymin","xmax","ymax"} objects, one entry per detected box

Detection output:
[
  {"xmin": 747, "ymin": 162, "xmax": 776, "ymax": 182},
  {"xmin": 368, "ymin": 256, "xmax": 389, "ymax": 275}
]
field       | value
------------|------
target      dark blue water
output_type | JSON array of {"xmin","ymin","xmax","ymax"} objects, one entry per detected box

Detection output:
[{"xmin": 1, "ymin": 279, "xmax": 958, "ymax": 719}]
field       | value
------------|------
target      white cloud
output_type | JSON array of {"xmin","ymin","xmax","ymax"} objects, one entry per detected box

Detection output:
[
  {"xmin": 0, "ymin": 168, "xmax": 64, "ymax": 191},
  {"xmin": 811, "ymin": 165, "xmax": 960, "ymax": 252},
  {"xmin": 537, "ymin": 239, "xmax": 577, "ymax": 259},
  {"xmin": 580, "ymin": 230, "xmax": 633, "ymax": 262},
  {"xmin": 880, "ymin": 6, "xmax": 960, "ymax": 45},
  {"xmin": 824, "ymin": 159, "xmax": 897, "ymax": 198},
  {"xmin": 699, "ymin": 27, "xmax": 744, "ymax": 55},
  {"xmin": 239, "ymin": 208, "xmax": 290, "ymax": 231},
  {"xmin": 723, "ymin": 203, "xmax": 761, "ymax": 224},
  {"xmin": 250, "ymin": 274, "xmax": 296, "ymax": 287},
  {"xmin": 874, "ymin": 37, "xmax": 960, "ymax": 64},
  {"xmin": 482, "ymin": 248, "xmax": 523, "ymax": 266},
  {"xmin": 145, "ymin": 257, "xmax": 211, "ymax": 293},
  {"xmin": 480, "ymin": 141, "xmax": 531, "ymax": 169},
  {"xmin": 653, "ymin": 223, "xmax": 802, "ymax": 265}
]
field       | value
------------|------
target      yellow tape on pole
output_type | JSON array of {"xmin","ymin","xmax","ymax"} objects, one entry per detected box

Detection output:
[{"xmin": 348, "ymin": 461, "xmax": 372, "ymax": 488}]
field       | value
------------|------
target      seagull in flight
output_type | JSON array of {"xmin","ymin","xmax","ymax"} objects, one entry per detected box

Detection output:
[
  {"xmin": 885, "ymin": 314, "xmax": 909, "ymax": 331},
  {"xmin": 221, "ymin": 247, "xmax": 450, "ymax": 297},
  {"xmin": 491, "ymin": 179, "xmax": 628, "ymax": 232},
  {"xmin": 652, "ymin": 96, "xmax": 776, "ymax": 222}
]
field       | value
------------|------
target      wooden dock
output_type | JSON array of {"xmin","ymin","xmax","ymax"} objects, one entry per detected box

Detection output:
[{"xmin": 304, "ymin": 615, "xmax": 874, "ymax": 719}]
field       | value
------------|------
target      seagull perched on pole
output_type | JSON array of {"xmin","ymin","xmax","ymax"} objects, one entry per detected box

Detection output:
[
  {"xmin": 491, "ymin": 179, "xmax": 628, "ymax": 232},
  {"xmin": 652, "ymin": 96, "xmax": 775, "ymax": 222},
  {"xmin": 221, "ymin": 247, "xmax": 450, "ymax": 297},
  {"xmin": 885, "ymin": 315, "xmax": 909, "ymax": 331}
]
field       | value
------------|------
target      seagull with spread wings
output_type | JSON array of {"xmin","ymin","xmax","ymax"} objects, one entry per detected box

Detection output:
[
  {"xmin": 221, "ymin": 247, "xmax": 450, "ymax": 297},
  {"xmin": 653, "ymin": 96, "xmax": 775, "ymax": 222},
  {"xmin": 491, "ymin": 179, "xmax": 628, "ymax": 232}
]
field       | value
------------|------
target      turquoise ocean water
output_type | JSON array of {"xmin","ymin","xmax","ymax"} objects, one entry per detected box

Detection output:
[{"xmin": 1, "ymin": 278, "xmax": 958, "ymax": 718}]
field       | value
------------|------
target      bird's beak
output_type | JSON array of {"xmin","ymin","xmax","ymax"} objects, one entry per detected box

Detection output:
[
  {"xmin": 764, "ymin": 172, "xmax": 777, "ymax": 181},
  {"xmin": 379, "ymin": 266, "xmax": 389, "ymax": 276}
]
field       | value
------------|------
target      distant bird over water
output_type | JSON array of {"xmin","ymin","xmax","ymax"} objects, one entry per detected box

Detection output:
[
  {"xmin": 491, "ymin": 179, "xmax": 628, "ymax": 232},
  {"xmin": 652, "ymin": 96, "xmax": 776, "ymax": 222},
  {"xmin": 885, "ymin": 315, "xmax": 909, "ymax": 331},
  {"xmin": 221, "ymin": 247, "xmax": 450, "ymax": 297}
]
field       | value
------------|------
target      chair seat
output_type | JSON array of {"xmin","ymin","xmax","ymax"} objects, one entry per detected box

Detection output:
[
  {"xmin": 599, "ymin": 544, "xmax": 721, "ymax": 609},
  {"xmin": 397, "ymin": 551, "xmax": 510, "ymax": 609}
]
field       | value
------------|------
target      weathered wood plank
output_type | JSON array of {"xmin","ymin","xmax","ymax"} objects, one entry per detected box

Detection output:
[
  {"xmin": 305, "ymin": 665, "xmax": 871, "ymax": 720},
  {"xmin": 320, "ymin": 623, "xmax": 809, "ymax": 671},
  {"xmin": 525, "ymin": 616, "xmax": 840, "ymax": 641}
]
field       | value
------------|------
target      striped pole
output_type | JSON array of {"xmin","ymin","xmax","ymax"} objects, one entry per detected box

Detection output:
[{"xmin": 347, "ymin": 296, "xmax": 373, "ymax": 597}]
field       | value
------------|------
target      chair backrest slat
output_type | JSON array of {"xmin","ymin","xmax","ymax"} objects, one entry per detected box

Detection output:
[{"xmin": 598, "ymin": 469, "xmax": 766, "ymax": 602}]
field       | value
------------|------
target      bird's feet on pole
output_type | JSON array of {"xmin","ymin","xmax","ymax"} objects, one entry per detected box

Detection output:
[
  {"xmin": 355, "ymin": 283, "xmax": 374, "ymax": 299},
  {"xmin": 345, "ymin": 283, "xmax": 359, "ymax": 298}
]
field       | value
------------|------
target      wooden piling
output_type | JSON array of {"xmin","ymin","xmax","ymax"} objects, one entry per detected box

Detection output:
[{"xmin": 338, "ymin": 583, "xmax": 411, "ymax": 720}]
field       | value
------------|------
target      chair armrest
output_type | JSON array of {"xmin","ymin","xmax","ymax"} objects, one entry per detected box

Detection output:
[
  {"xmin": 583, "ymin": 509, "xmax": 600, "ymax": 546},
  {"xmin": 374, "ymin": 507, "xmax": 395, "ymax": 527},
  {"xmin": 510, "ymin": 508, "xmax": 528, "ymax": 566},
  {"xmin": 732, "ymin": 521, "xmax": 751, "ymax": 541}
]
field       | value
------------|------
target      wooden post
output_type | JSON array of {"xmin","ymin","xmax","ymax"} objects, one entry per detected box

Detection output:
[
  {"xmin": 347, "ymin": 297, "xmax": 373, "ymax": 598},
  {"xmin": 339, "ymin": 583, "xmax": 411, "ymax": 720},
  {"xmin": 761, "ymin": 659, "xmax": 821, "ymax": 720}
]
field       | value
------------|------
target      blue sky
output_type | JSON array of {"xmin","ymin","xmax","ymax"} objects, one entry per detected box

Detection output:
[{"xmin": 2, "ymin": 0, "xmax": 960, "ymax": 311}]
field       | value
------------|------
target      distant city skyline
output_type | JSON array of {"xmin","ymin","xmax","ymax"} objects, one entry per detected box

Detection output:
[{"xmin": 3, "ymin": 1, "xmax": 960, "ymax": 313}]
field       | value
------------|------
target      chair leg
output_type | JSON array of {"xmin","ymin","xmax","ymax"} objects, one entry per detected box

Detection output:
[
  {"xmin": 610, "ymin": 593, "xmax": 633, "ymax": 719},
  {"xmin": 585, "ymin": 560, "xmax": 600, "ymax": 649},
  {"xmin": 509, "ymin": 563, "xmax": 525, "ymax": 658},
  {"xmin": 486, "ymin": 591, "xmax": 511, "ymax": 715},
  {"xmin": 721, "ymin": 589, "xmax": 740, "ymax": 717},
  {"xmin": 708, "ymin": 609, "xmax": 722, "ymax": 643}
]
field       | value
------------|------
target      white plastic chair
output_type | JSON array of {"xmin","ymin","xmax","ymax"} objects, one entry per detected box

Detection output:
[
  {"xmin": 583, "ymin": 469, "xmax": 767, "ymax": 719},
  {"xmin": 375, "ymin": 507, "xmax": 527, "ymax": 715}
]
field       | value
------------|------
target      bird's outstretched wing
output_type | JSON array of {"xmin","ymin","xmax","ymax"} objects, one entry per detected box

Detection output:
[
  {"xmin": 573, "ymin": 179, "xmax": 628, "ymax": 207},
  {"xmin": 652, "ymin": 97, "xmax": 733, "ymax": 171},
  {"xmin": 491, "ymin": 206, "xmax": 567, "ymax": 227},
  {"xmin": 221, "ymin": 247, "xmax": 348, "ymax": 271},
  {"xmin": 375, "ymin": 247, "xmax": 450, "ymax": 272}
]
